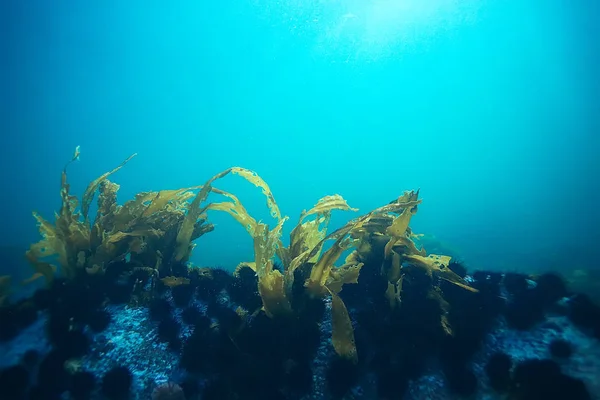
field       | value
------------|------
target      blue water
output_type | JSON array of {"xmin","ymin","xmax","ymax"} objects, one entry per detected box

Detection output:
[{"xmin": 1, "ymin": 0, "xmax": 598, "ymax": 278}]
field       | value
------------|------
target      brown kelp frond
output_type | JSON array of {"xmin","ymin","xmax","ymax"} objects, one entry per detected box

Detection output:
[
  {"xmin": 92, "ymin": 180, "xmax": 120, "ymax": 234},
  {"xmin": 27, "ymin": 179, "xmax": 89, "ymax": 281},
  {"xmin": 26, "ymin": 152, "xmax": 139, "ymax": 282},
  {"xmin": 326, "ymin": 261, "xmax": 364, "ymax": 295},
  {"xmin": 81, "ymin": 153, "xmax": 137, "ymax": 220},
  {"xmin": 26, "ymin": 156, "xmax": 478, "ymax": 361},
  {"xmin": 140, "ymin": 187, "xmax": 200, "ymax": 218},
  {"xmin": 231, "ymin": 167, "xmax": 283, "ymax": 221},
  {"xmin": 291, "ymin": 195, "xmax": 357, "ymax": 260},
  {"xmin": 301, "ymin": 194, "xmax": 358, "ymax": 220},
  {"xmin": 206, "ymin": 188, "xmax": 259, "ymax": 236},
  {"xmin": 27, "ymin": 149, "xmax": 213, "ymax": 285},
  {"xmin": 330, "ymin": 290, "xmax": 358, "ymax": 363},
  {"xmin": 255, "ymin": 223, "xmax": 292, "ymax": 317},
  {"xmin": 380, "ymin": 192, "xmax": 422, "ymax": 259},
  {"xmin": 108, "ymin": 187, "xmax": 204, "ymax": 238},
  {"xmin": 174, "ymin": 168, "xmax": 233, "ymax": 262},
  {"xmin": 161, "ymin": 276, "xmax": 190, "ymax": 287},
  {"xmin": 385, "ymin": 275, "xmax": 403, "ymax": 310},
  {"xmin": 200, "ymin": 170, "xmax": 363, "ymax": 341},
  {"xmin": 279, "ymin": 194, "xmax": 359, "ymax": 299},
  {"xmin": 298, "ymin": 190, "xmax": 477, "ymax": 352},
  {"xmin": 24, "ymin": 252, "xmax": 58, "ymax": 285},
  {"xmin": 183, "ymin": 168, "xmax": 291, "ymax": 316},
  {"xmin": 357, "ymin": 194, "xmax": 479, "ymax": 330},
  {"xmin": 207, "ymin": 181, "xmax": 364, "ymax": 362},
  {"xmin": 305, "ymin": 235, "xmax": 356, "ymax": 297},
  {"xmin": 205, "ymin": 166, "xmax": 287, "ymax": 237},
  {"xmin": 403, "ymin": 254, "xmax": 478, "ymax": 293},
  {"xmin": 299, "ymin": 195, "xmax": 417, "ymax": 299}
]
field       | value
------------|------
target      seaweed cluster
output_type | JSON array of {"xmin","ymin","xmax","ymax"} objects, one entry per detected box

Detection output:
[{"xmin": 0, "ymin": 150, "xmax": 598, "ymax": 400}]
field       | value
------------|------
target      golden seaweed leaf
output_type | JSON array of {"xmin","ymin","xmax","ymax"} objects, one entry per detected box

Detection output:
[
  {"xmin": 96, "ymin": 181, "xmax": 120, "ymax": 222},
  {"xmin": 383, "ymin": 204, "xmax": 420, "ymax": 259},
  {"xmin": 26, "ymin": 203, "xmax": 87, "ymax": 281},
  {"xmin": 301, "ymin": 195, "xmax": 358, "ymax": 220},
  {"xmin": 352, "ymin": 215, "xmax": 395, "ymax": 235},
  {"xmin": 258, "ymin": 269, "xmax": 291, "ymax": 317},
  {"xmin": 385, "ymin": 205, "xmax": 417, "ymax": 238},
  {"xmin": 296, "ymin": 192, "xmax": 437, "ymax": 362},
  {"xmin": 81, "ymin": 153, "xmax": 137, "ymax": 220},
  {"xmin": 88, "ymin": 228, "xmax": 163, "ymax": 271},
  {"xmin": 90, "ymin": 180, "xmax": 121, "ymax": 249},
  {"xmin": 284, "ymin": 215, "xmax": 327, "ymax": 265},
  {"xmin": 111, "ymin": 192, "xmax": 160, "ymax": 231},
  {"xmin": 27, "ymin": 149, "xmax": 207, "ymax": 286},
  {"xmin": 305, "ymin": 235, "xmax": 353, "ymax": 297},
  {"xmin": 279, "ymin": 215, "xmax": 328, "ymax": 298},
  {"xmin": 330, "ymin": 290, "xmax": 358, "ymax": 363},
  {"xmin": 282, "ymin": 247, "xmax": 315, "ymax": 299},
  {"xmin": 231, "ymin": 167, "xmax": 282, "ymax": 221},
  {"xmin": 206, "ymin": 188, "xmax": 259, "ymax": 236},
  {"xmin": 188, "ymin": 168, "xmax": 293, "ymax": 317},
  {"xmin": 427, "ymin": 285, "xmax": 453, "ymax": 335},
  {"xmin": 191, "ymin": 218, "xmax": 214, "ymax": 241},
  {"xmin": 391, "ymin": 236, "xmax": 426, "ymax": 257},
  {"xmin": 161, "ymin": 276, "xmax": 190, "ymax": 287},
  {"xmin": 141, "ymin": 187, "xmax": 200, "ymax": 218},
  {"xmin": 174, "ymin": 168, "xmax": 232, "ymax": 261},
  {"xmin": 385, "ymin": 276, "xmax": 403, "ymax": 310},
  {"xmin": 387, "ymin": 251, "xmax": 402, "ymax": 283},
  {"xmin": 25, "ymin": 152, "xmax": 130, "ymax": 283},
  {"xmin": 28, "ymin": 212, "xmax": 68, "ymax": 266},
  {"xmin": 403, "ymin": 254, "xmax": 478, "ymax": 293},
  {"xmin": 105, "ymin": 228, "xmax": 163, "ymax": 244},
  {"xmin": 246, "ymin": 222, "xmax": 291, "ymax": 316},
  {"xmin": 281, "ymin": 194, "xmax": 357, "ymax": 270},
  {"xmin": 24, "ymin": 252, "xmax": 57, "ymax": 285},
  {"xmin": 57, "ymin": 170, "xmax": 81, "ymax": 230},
  {"xmin": 326, "ymin": 262, "xmax": 364, "ymax": 295},
  {"xmin": 403, "ymin": 254, "xmax": 450, "ymax": 273}
]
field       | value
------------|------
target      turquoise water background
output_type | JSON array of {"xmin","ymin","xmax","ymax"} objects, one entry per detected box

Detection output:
[{"xmin": 1, "ymin": 0, "xmax": 598, "ymax": 277}]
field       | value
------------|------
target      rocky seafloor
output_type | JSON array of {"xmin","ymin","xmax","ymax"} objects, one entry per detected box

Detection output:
[{"xmin": 1, "ymin": 266, "xmax": 600, "ymax": 400}]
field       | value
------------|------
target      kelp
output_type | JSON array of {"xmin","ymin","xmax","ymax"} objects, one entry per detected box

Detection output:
[
  {"xmin": 254, "ymin": 225, "xmax": 292, "ymax": 317},
  {"xmin": 279, "ymin": 194, "xmax": 359, "ymax": 300},
  {"xmin": 26, "ymin": 149, "xmax": 213, "ymax": 285},
  {"xmin": 161, "ymin": 276, "xmax": 190, "ymax": 287},
  {"xmin": 403, "ymin": 254, "xmax": 478, "ymax": 293},
  {"xmin": 300, "ymin": 232, "xmax": 364, "ymax": 363},
  {"xmin": 231, "ymin": 167, "xmax": 282, "ymax": 220},
  {"xmin": 81, "ymin": 153, "xmax": 137, "ymax": 220},
  {"xmin": 330, "ymin": 291, "xmax": 357, "ymax": 362},
  {"xmin": 306, "ymin": 190, "xmax": 479, "ymax": 330},
  {"xmin": 186, "ymin": 167, "xmax": 363, "ymax": 361},
  {"xmin": 205, "ymin": 188, "xmax": 260, "ymax": 237},
  {"xmin": 25, "ymin": 154, "xmax": 479, "ymax": 362},
  {"xmin": 198, "ymin": 168, "xmax": 291, "ymax": 316},
  {"xmin": 174, "ymin": 169, "xmax": 232, "ymax": 262},
  {"xmin": 344, "ymin": 192, "xmax": 480, "ymax": 335}
]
